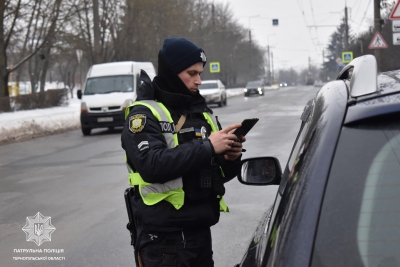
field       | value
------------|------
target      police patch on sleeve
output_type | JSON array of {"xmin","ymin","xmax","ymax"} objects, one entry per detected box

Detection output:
[{"xmin": 129, "ymin": 114, "xmax": 146, "ymax": 133}]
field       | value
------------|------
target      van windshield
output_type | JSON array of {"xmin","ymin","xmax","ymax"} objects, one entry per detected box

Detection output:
[{"xmin": 84, "ymin": 75, "xmax": 134, "ymax": 95}]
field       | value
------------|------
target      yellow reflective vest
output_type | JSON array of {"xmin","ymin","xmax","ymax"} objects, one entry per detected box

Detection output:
[{"xmin": 125, "ymin": 100, "xmax": 229, "ymax": 212}]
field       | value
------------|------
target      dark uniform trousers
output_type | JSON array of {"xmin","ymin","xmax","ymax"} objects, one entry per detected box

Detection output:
[{"xmin": 138, "ymin": 227, "xmax": 214, "ymax": 267}]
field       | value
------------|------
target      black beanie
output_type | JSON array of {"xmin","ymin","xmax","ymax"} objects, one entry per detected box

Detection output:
[{"xmin": 159, "ymin": 38, "xmax": 207, "ymax": 74}]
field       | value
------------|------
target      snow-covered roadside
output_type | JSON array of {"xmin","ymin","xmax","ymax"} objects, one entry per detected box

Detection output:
[
  {"xmin": 0, "ymin": 98, "xmax": 81, "ymax": 145},
  {"xmin": 0, "ymin": 88, "xmax": 244, "ymax": 145}
]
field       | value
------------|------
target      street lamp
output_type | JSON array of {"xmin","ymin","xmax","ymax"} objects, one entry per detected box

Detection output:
[
  {"xmin": 247, "ymin": 14, "xmax": 260, "ymax": 29},
  {"xmin": 267, "ymin": 34, "xmax": 276, "ymax": 85},
  {"xmin": 246, "ymin": 15, "xmax": 259, "ymax": 71},
  {"xmin": 76, "ymin": 49, "xmax": 83, "ymax": 95}
]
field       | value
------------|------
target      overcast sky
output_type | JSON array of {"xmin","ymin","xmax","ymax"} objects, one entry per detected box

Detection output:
[{"xmin": 217, "ymin": 0, "xmax": 375, "ymax": 71}]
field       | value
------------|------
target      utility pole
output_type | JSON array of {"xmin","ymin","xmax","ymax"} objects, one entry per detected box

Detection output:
[
  {"xmin": 267, "ymin": 45, "xmax": 271, "ymax": 84},
  {"xmin": 93, "ymin": 0, "xmax": 101, "ymax": 64},
  {"xmin": 374, "ymin": 0, "xmax": 382, "ymax": 72},
  {"xmin": 249, "ymin": 30, "xmax": 252, "ymax": 70},
  {"xmin": 271, "ymin": 52, "xmax": 274, "ymax": 84},
  {"xmin": 212, "ymin": 4, "xmax": 215, "ymax": 52},
  {"xmin": 212, "ymin": 4, "xmax": 215, "ymax": 32},
  {"xmin": 344, "ymin": 3, "xmax": 349, "ymax": 50}
]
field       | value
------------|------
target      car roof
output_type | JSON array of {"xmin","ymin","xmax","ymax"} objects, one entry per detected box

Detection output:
[{"xmin": 201, "ymin": 80, "xmax": 220, "ymax": 84}]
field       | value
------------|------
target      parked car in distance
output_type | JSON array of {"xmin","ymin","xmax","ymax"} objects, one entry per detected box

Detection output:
[
  {"xmin": 235, "ymin": 55, "xmax": 400, "ymax": 267},
  {"xmin": 244, "ymin": 80, "xmax": 265, "ymax": 97},
  {"xmin": 198, "ymin": 79, "xmax": 227, "ymax": 107},
  {"xmin": 313, "ymin": 79, "xmax": 324, "ymax": 87}
]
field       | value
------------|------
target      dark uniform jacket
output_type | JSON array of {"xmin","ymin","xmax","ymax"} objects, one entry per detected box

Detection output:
[{"xmin": 121, "ymin": 71, "xmax": 241, "ymax": 232}]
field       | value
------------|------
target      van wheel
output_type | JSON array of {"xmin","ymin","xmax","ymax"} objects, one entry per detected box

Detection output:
[
  {"xmin": 224, "ymin": 97, "xmax": 227, "ymax": 106},
  {"xmin": 82, "ymin": 127, "xmax": 91, "ymax": 136},
  {"xmin": 218, "ymin": 97, "xmax": 223, "ymax": 107}
]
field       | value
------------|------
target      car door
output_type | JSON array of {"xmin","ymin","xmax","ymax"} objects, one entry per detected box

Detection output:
[
  {"xmin": 237, "ymin": 100, "xmax": 315, "ymax": 267},
  {"xmin": 263, "ymin": 81, "xmax": 348, "ymax": 267}
]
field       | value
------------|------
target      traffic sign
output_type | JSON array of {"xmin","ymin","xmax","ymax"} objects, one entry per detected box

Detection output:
[
  {"xmin": 393, "ymin": 20, "xmax": 400, "ymax": 32},
  {"xmin": 342, "ymin": 51, "xmax": 353, "ymax": 63},
  {"xmin": 389, "ymin": 0, "xmax": 400, "ymax": 20},
  {"xmin": 210, "ymin": 62, "xmax": 220, "ymax": 73},
  {"xmin": 368, "ymin": 32, "xmax": 388, "ymax": 49},
  {"xmin": 394, "ymin": 33, "xmax": 400, "ymax": 45},
  {"xmin": 272, "ymin": 19, "xmax": 279, "ymax": 26}
]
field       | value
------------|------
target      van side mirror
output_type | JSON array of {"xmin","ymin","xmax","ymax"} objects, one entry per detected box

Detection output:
[
  {"xmin": 77, "ymin": 90, "xmax": 82, "ymax": 99},
  {"xmin": 238, "ymin": 157, "xmax": 282, "ymax": 185}
]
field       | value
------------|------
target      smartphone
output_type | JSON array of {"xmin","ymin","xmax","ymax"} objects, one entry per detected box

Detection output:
[{"xmin": 234, "ymin": 118, "xmax": 259, "ymax": 139}]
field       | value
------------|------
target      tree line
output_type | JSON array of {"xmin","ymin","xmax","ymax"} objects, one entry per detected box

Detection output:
[
  {"xmin": 0, "ymin": 0, "xmax": 267, "ymax": 99},
  {"xmin": 1, "ymin": 0, "xmax": 399, "ymax": 100}
]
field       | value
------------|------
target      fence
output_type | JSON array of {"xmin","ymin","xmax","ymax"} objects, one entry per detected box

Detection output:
[{"xmin": 0, "ymin": 89, "xmax": 69, "ymax": 113}]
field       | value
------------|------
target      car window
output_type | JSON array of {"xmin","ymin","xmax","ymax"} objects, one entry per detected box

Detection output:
[
  {"xmin": 278, "ymin": 101, "xmax": 313, "ymax": 195},
  {"xmin": 312, "ymin": 116, "xmax": 400, "ymax": 267},
  {"xmin": 198, "ymin": 83, "xmax": 218, "ymax": 89}
]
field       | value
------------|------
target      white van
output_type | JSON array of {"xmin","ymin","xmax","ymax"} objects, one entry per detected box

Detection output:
[{"xmin": 77, "ymin": 61, "xmax": 156, "ymax": 135}]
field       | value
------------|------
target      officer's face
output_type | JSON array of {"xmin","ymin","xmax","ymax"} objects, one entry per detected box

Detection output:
[{"xmin": 178, "ymin": 62, "xmax": 203, "ymax": 94}]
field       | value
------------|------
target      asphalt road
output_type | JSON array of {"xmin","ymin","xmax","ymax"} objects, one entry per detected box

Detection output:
[{"xmin": 0, "ymin": 85, "xmax": 319, "ymax": 267}]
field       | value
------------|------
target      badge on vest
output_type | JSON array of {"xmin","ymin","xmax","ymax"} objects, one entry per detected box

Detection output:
[
  {"xmin": 129, "ymin": 114, "xmax": 146, "ymax": 133},
  {"xmin": 195, "ymin": 126, "xmax": 207, "ymax": 139}
]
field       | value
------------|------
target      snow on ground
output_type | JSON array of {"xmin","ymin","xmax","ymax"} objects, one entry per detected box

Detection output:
[
  {"xmin": 0, "ymin": 97, "xmax": 81, "ymax": 145},
  {"xmin": 0, "ymin": 88, "xmax": 244, "ymax": 145}
]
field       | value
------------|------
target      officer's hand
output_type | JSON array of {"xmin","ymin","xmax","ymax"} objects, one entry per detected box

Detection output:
[
  {"xmin": 224, "ymin": 135, "xmax": 246, "ymax": 161},
  {"xmin": 208, "ymin": 123, "xmax": 241, "ymax": 155}
]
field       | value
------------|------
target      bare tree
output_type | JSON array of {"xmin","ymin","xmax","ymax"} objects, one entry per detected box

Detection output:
[{"xmin": 0, "ymin": 0, "xmax": 63, "ymax": 97}]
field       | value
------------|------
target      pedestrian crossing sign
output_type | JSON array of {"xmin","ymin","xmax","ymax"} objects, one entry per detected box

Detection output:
[
  {"xmin": 210, "ymin": 62, "xmax": 220, "ymax": 73},
  {"xmin": 368, "ymin": 32, "xmax": 388, "ymax": 49},
  {"xmin": 342, "ymin": 52, "xmax": 353, "ymax": 63}
]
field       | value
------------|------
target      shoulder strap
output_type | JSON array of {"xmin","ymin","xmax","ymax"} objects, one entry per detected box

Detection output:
[{"xmin": 175, "ymin": 115, "xmax": 187, "ymax": 132}]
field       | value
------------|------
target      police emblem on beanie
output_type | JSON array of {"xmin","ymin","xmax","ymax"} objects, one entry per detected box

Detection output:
[{"xmin": 160, "ymin": 38, "xmax": 207, "ymax": 74}]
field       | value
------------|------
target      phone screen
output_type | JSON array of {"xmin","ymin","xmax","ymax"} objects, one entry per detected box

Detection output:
[{"xmin": 234, "ymin": 118, "xmax": 259, "ymax": 138}]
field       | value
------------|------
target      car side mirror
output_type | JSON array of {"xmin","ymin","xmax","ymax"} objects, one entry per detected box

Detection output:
[
  {"xmin": 238, "ymin": 157, "xmax": 282, "ymax": 185},
  {"xmin": 77, "ymin": 89, "xmax": 82, "ymax": 99}
]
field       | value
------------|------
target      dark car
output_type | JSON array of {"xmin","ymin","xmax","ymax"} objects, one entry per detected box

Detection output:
[
  {"xmin": 279, "ymin": 82, "xmax": 287, "ymax": 87},
  {"xmin": 244, "ymin": 81, "xmax": 266, "ymax": 97},
  {"xmin": 235, "ymin": 55, "xmax": 400, "ymax": 267}
]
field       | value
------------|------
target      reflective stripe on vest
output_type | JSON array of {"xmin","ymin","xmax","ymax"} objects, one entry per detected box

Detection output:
[{"xmin": 125, "ymin": 100, "xmax": 229, "ymax": 212}]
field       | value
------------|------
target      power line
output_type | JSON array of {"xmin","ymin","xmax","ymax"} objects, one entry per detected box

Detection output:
[
  {"xmin": 296, "ymin": 0, "xmax": 318, "ymax": 53},
  {"xmin": 308, "ymin": 0, "xmax": 321, "ymax": 50},
  {"xmin": 357, "ymin": 0, "xmax": 372, "ymax": 32}
]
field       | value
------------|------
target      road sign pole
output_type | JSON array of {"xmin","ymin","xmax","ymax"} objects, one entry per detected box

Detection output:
[{"xmin": 374, "ymin": 0, "xmax": 383, "ymax": 72}]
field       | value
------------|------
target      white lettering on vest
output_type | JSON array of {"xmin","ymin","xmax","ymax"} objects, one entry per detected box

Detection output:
[{"xmin": 159, "ymin": 122, "xmax": 176, "ymax": 133}]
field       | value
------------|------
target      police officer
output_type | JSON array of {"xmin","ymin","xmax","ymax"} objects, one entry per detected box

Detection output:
[{"xmin": 121, "ymin": 37, "xmax": 245, "ymax": 267}]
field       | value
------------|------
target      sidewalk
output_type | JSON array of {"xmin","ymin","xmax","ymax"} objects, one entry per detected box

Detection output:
[{"xmin": 0, "ymin": 98, "xmax": 81, "ymax": 145}]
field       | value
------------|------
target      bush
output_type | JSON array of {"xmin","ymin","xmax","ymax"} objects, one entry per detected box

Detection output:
[{"xmin": 0, "ymin": 89, "xmax": 68, "ymax": 113}]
